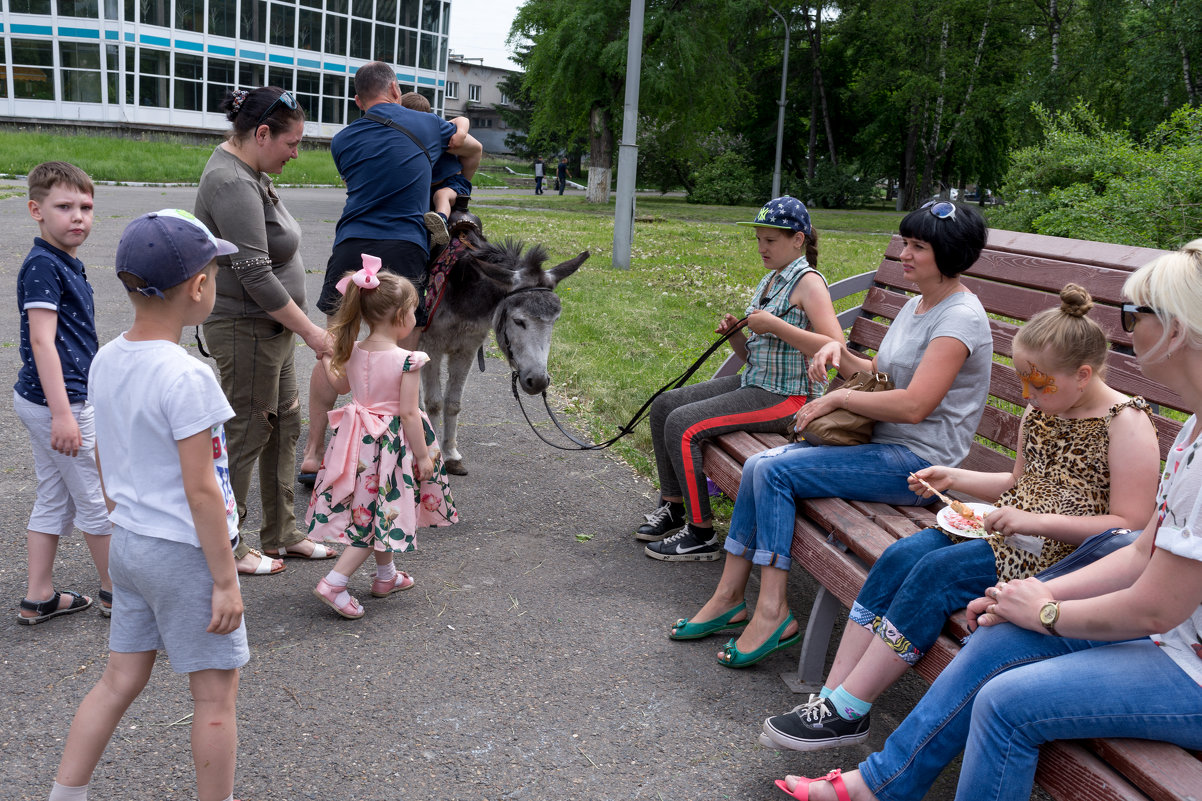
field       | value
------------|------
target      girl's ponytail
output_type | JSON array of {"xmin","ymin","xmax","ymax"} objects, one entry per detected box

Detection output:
[
  {"xmin": 327, "ymin": 276, "xmax": 366, "ymax": 376},
  {"xmin": 805, "ymin": 227, "xmax": 820, "ymax": 268}
]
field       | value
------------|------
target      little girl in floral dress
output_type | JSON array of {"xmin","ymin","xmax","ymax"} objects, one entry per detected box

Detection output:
[{"xmin": 306, "ymin": 255, "xmax": 457, "ymax": 619}]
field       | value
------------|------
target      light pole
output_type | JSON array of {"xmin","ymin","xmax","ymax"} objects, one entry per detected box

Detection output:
[
  {"xmin": 611, "ymin": 0, "xmax": 645, "ymax": 270},
  {"xmin": 768, "ymin": 4, "xmax": 790, "ymax": 199}
]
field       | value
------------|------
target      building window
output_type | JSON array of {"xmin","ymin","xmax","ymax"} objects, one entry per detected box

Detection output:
[
  {"xmin": 9, "ymin": 0, "xmax": 52, "ymax": 13},
  {"xmin": 349, "ymin": 18, "xmax": 372, "ymax": 59},
  {"xmin": 10, "ymin": 40, "xmax": 53, "ymax": 100},
  {"xmin": 418, "ymin": 31, "xmax": 436, "ymax": 69},
  {"xmin": 207, "ymin": 57, "xmax": 236, "ymax": 112},
  {"xmin": 296, "ymin": 69, "xmax": 320, "ymax": 121},
  {"xmin": 210, "ymin": 0, "xmax": 237, "ymax": 37},
  {"xmin": 138, "ymin": 48, "xmax": 170, "ymax": 106},
  {"xmin": 445, "ymin": 80, "xmax": 458, "ymax": 99},
  {"xmin": 173, "ymin": 52, "xmax": 203, "ymax": 110},
  {"xmin": 59, "ymin": 41, "xmax": 103, "ymax": 102},
  {"xmin": 267, "ymin": 66, "xmax": 293, "ymax": 90},
  {"xmin": 175, "ymin": 0, "xmax": 204, "ymax": 32},
  {"xmin": 499, "ymin": 91, "xmax": 510, "ymax": 106},
  {"xmin": 59, "ymin": 0, "xmax": 100, "ymax": 18},
  {"xmin": 375, "ymin": 23, "xmax": 396, "ymax": 63},
  {"xmin": 398, "ymin": 28, "xmax": 417, "ymax": 67},
  {"xmin": 140, "ymin": 0, "xmax": 167, "ymax": 26},
  {"xmin": 467, "ymin": 83, "xmax": 480, "ymax": 102},
  {"xmin": 324, "ymin": 13, "xmax": 348, "ymax": 56},
  {"xmin": 399, "ymin": 0, "xmax": 417, "ymax": 27},
  {"xmin": 298, "ymin": 8, "xmax": 322, "ymax": 51},
  {"xmin": 241, "ymin": 0, "xmax": 268, "ymax": 43},
  {"xmin": 322, "ymin": 73, "xmax": 346, "ymax": 124},
  {"xmin": 239, "ymin": 62, "xmax": 265, "ymax": 89},
  {"xmin": 270, "ymin": 2, "xmax": 295, "ymax": 46}
]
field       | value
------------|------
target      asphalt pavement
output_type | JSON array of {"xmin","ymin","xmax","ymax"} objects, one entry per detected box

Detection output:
[{"xmin": 0, "ymin": 184, "xmax": 959, "ymax": 800}]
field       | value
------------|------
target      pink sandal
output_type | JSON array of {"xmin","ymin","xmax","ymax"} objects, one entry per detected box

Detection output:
[
  {"xmin": 313, "ymin": 578, "xmax": 364, "ymax": 619},
  {"xmin": 775, "ymin": 769, "xmax": 851, "ymax": 801},
  {"xmin": 370, "ymin": 571, "xmax": 415, "ymax": 597}
]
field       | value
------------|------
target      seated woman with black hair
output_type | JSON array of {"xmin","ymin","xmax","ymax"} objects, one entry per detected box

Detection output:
[{"xmin": 668, "ymin": 202, "xmax": 994, "ymax": 670}]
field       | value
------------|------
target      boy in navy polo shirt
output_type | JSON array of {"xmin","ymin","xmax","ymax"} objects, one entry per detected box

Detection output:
[{"xmin": 15, "ymin": 162, "xmax": 112, "ymax": 625}]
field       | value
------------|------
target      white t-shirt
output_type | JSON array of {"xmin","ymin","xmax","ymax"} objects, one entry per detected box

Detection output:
[
  {"xmin": 1151, "ymin": 414, "xmax": 1202, "ymax": 685},
  {"xmin": 88, "ymin": 334, "xmax": 239, "ymax": 546}
]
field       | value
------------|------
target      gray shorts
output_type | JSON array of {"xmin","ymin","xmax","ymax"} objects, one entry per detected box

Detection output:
[
  {"xmin": 13, "ymin": 390, "xmax": 111, "ymax": 536},
  {"xmin": 108, "ymin": 525, "xmax": 250, "ymax": 673}
]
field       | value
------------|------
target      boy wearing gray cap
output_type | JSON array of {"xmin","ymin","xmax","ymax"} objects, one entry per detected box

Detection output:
[{"xmin": 48, "ymin": 210, "xmax": 248, "ymax": 801}]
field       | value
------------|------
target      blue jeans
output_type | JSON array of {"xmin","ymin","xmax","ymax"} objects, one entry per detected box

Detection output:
[
  {"xmin": 724, "ymin": 442, "xmax": 931, "ymax": 570},
  {"xmin": 859, "ymin": 622, "xmax": 1202, "ymax": 801},
  {"xmin": 849, "ymin": 530, "xmax": 997, "ymax": 665}
]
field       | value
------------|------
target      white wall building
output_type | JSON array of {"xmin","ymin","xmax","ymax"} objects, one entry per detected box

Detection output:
[
  {"xmin": 1, "ymin": 0, "xmax": 451, "ymax": 139},
  {"xmin": 443, "ymin": 53, "xmax": 513, "ymax": 154}
]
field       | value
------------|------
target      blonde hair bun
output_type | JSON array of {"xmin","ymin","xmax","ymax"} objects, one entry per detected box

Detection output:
[{"xmin": 1058, "ymin": 283, "xmax": 1093, "ymax": 318}]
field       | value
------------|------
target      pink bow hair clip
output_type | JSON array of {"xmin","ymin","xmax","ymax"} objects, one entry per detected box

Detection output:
[{"xmin": 335, "ymin": 254, "xmax": 382, "ymax": 295}]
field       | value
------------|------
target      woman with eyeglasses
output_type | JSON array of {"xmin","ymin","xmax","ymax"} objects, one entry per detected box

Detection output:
[
  {"xmin": 669, "ymin": 201, "xmax": 993, "ymax": 669},
  {"xmin": 773, "ymin": 240, "xmax": 1202, "ymax": 801},
  {"xmin": 193, "ymin": 87, "xmax": 336, "ymax": 577}
]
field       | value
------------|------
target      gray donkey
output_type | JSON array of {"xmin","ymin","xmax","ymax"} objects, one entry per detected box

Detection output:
[{"xmin": 420, "ymin": 227, "xmax": 588, "ymax": 475}]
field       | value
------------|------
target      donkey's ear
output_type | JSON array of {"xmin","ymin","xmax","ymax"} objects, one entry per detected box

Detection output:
[
  {"xmin": 546, "ymin": 251, "xmax": 588, "ymax": 287},
  {"xmin": 471, "ymin": 256, "xmax": 518, "ymax": 288}
]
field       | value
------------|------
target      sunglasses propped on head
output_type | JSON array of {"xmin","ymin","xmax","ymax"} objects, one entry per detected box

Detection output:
[
  {"xmin": 256, "ymin": 90, "xmax": 297, "ymax": 128},
  {"xmin": 920, "ymin": 200, "xmax": 957, "ymax": 221}
]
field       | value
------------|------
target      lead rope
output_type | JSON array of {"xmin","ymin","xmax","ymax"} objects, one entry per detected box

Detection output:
[{"xmin": 511, "ymin": 317, "xmax": 751, "ymax": 451}]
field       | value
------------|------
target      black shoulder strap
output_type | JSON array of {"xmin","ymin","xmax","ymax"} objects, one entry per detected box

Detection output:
[{"xmin": 363, "ymin": 110, "xmax": 434, "ymax": 166}]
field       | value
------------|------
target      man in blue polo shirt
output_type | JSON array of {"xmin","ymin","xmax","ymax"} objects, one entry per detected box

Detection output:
[{"xmin": 303, "ymin": 61, "xmax": 479, "ymax": 480}]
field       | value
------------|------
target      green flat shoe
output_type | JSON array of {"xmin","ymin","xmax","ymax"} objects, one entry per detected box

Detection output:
[
  {"xmin": 669, "ymin": 601, "xmax": 748, "ymax": 640},
  {"xmin": 717, "ymin": 612, "xmax": 801, "ymax": 668}
]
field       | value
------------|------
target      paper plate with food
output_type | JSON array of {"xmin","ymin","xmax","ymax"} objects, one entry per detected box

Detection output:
[{"xmin": 936, "ymin": 502, "xmax": 995, "ymax": 539}]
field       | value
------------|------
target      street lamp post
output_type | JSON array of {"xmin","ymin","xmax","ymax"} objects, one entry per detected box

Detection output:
[{"xmin": 768, "ymin": 4, "xmax": 790, "ymax": 200}]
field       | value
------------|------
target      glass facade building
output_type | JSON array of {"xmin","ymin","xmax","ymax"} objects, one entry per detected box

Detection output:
[{"xmin": 0, "ymin": 0, "xmax": 449, "ymax": 137}]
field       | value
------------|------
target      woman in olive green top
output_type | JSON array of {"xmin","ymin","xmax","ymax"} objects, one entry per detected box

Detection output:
[{"xmin": 194, "ymin": 86, "xmax": 335, "ymax": 575}]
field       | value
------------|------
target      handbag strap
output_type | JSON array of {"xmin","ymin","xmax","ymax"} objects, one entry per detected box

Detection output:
[{"xmin": 363, "ymin": 110, "xmax": 434, "ymax": 165}]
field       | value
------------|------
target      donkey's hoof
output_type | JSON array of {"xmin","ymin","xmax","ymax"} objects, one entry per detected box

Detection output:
[{"xmin": 445, "ymin": 459, "xmax": 469, "ymax": 476}]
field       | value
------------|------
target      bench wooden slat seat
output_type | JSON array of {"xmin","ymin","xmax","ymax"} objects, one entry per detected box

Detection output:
[{"xmin": 700, "ymin": 229, "xmax": 1202, "ymax": 801}]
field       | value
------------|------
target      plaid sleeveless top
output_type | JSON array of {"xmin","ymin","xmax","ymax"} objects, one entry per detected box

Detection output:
[{"xmin": 740, "ymin": 256, "xmax": 826, "ymax": 399}]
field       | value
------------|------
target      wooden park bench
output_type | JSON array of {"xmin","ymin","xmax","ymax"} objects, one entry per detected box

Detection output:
[{"xmin": 702, "ymin": 230, "xmax": 1202, "ymax": 801}]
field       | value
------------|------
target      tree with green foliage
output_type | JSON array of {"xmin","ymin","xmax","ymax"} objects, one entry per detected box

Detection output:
[
  {"xmin": 991, "ymin": 103, "xmax": 1202, "ymax": 249},
  {"xmin": 509, "ymin": 0, "xmax": 749, "ymax": 203}
]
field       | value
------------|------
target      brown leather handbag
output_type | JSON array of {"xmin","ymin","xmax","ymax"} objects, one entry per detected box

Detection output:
[{"xmin": 790, "ymin": 370, "xmax": 894, "ymax": 447}]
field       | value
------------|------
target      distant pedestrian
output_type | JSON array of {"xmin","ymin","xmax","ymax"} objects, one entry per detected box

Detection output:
[
  {"xmin": 15, "ymin": 161, "xmax": 112, "ymax": 625},
  {"xmin": 533, "ymin": 156, "xmax": 545, "ymax": 194},
  {"xmin": 307, "ymin": 257, "xmax": 457, "ymax": 620},
  {"xmin": 557, "ymin": 157, "xmax": 569, "ymax": 195},
  {"xmin": 48, "ymin": 210, "xmax": 247, "ymax": 801}
]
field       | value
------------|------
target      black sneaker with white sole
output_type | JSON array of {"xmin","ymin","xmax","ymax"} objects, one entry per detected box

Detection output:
[
  {"xmin": 761, "ymin": 696, "xmax": 870, "ymax": 751},
  {"xmin": 644, "ymin": 524, "xmax": 721, "ymax": 561},
  {"xmin": 635, "ymin": 501, "xmax": 685, "ymax": 542}
]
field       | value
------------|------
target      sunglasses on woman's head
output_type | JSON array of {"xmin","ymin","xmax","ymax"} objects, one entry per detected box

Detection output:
[
  {"xmin": 256, "ymin": 90, "xmax": 297, "ymax": 128},
  {"xmin": 921, "ymin": 200, "xmax": 957, "ymax": 221},
  {"xmin": 1120, "ymin": 303, "xmax": 1157, "ymax": 333}
]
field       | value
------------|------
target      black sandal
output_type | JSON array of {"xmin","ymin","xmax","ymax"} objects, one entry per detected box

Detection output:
[
  {"xmin": 18, "ymin": 590, "xmax": 92, "ymax": 625},
  {"xmin": 98, "ymin": 589, "xmax": 113, "ymax": 619}
]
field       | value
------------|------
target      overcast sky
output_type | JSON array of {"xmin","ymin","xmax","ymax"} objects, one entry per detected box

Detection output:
[{"xmin": 447, "ymin": 0, "xmax": 526, "ymax": 71}]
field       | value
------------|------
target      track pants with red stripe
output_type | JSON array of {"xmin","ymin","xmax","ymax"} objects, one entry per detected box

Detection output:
[{"xmin": 649, "ymin": 374, "xmax": 807, "ymax": 526}]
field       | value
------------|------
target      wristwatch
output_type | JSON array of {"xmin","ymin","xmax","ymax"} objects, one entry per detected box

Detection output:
[{"xmin": 1039, "ymin": 600, "xmax": 1062, "ymax": 636}]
